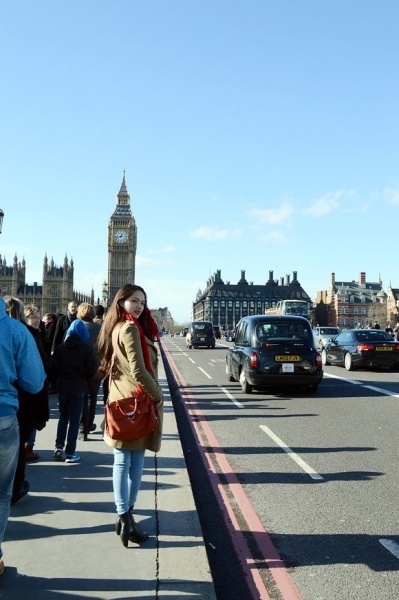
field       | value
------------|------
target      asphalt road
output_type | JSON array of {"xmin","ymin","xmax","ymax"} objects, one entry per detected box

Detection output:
[{"xmin": 161, "ymin": 335, "xmax": 399, "ymax": 600}]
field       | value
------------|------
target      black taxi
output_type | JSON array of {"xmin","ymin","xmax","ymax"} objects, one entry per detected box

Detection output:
[{"xmin": 225, "ymin": 315, "xmax": 323, "ymax": 394}]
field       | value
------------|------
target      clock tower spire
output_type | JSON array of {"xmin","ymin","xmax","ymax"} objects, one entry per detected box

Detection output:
[{"xmin": 107, "ymin": 171, "xmax": 137, "ymax": 305}]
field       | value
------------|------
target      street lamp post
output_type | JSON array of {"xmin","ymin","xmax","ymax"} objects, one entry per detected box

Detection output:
[
  {"xmin": 102, "ymin": 281, "xmax": 108, "ymax": 308},
  {"xmin": 0, "ymin": 209, "xmax": 4, "ymax": 234}
]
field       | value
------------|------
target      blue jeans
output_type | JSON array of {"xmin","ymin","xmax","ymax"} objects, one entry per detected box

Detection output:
[
  {"xmin": 55, "ymin": 392, "xmax": 84, "ymax": 455},
  {"xmin": 0, "ymin": 415, "xmax": 19, "ymax": 559},
  {"xmin": 113, "ymin": 449, "xmax": 146, "ymax": 514}
]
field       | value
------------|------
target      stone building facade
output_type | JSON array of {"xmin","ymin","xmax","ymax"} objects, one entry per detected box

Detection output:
[
  {"xmin": 319, "ymin": 271, "xmax": 391, "ymax": 328},
  {"xmin": 151, "ymin": 307, "xmax": 174, "ymax": 332},
  {"xmin": 192, "ymin": 269, "xmax": 311, "ymax": 330},
  {"xmin": 0, "ymin": 253, "xmax": 93, "ymax": 314}
]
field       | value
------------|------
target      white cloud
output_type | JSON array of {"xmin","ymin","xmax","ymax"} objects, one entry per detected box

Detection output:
[
  {"xmin": 189, "ymin": 226, "xmax": 242, "ymax": 241},
  {"xmin": 247, "ymin": 202, "xmax": 293, "ymax": 225},
  {"xmin": 385, "ymin": 187, "xmax": 399, "ymax": 205},
  {"xmin": 303, "ymin": 190, "xmax": 354, "ymax": 217},
  {"xmin": 257, "ymin": 230, "xmax": 287, "ymax": 243}
]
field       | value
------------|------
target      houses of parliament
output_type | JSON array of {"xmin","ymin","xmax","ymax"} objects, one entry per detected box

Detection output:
[{"xmin": 0, "ymin": 173, "xmax": 174, "ymax": 330}]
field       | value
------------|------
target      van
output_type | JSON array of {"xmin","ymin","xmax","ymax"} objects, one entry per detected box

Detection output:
[{"xmin": 186, "ymin": 321, "xmax": 215, "ymax": 349}]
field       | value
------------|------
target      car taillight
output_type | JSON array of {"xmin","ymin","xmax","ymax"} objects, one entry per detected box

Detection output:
[
  {"xmin": 250, "ymin": 352, "xmax": 259, "ymax": 369},
  {"xmin": 356, "ymin": 344, "xmax": 374, "ymax": 351},
  {"xmin": 315, "ymin": 352, "xmax": 322, "ymax": 368}
]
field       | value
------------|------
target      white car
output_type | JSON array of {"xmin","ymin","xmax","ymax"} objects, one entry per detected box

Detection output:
[{"xmin": 312, "ymin": 326, "xmax": 340, "ymax": 350}]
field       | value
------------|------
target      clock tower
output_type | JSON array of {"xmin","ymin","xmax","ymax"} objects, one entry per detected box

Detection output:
[{"xmin": 107, "ymin": 172, "xmax": 137, "ymax": 305}]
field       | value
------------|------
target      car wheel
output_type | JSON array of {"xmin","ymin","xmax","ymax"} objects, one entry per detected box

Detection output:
[
  {"xmin": 307, "ymin": 384, "xmax": 318, "ymax": 394},
  {"xmin": 321, "ymin": 349, "xmax": 329, "ymax": 366},
  {"xmin": 226, "ymin": 363, "xmax": 235, "ymax": 382},
  {"xmin": 344, "ymin": 352, "xmax": 355, "ymax": 371},
  {"xmin": 239, "ymin": 369, "xmax": 252, "ymax": 394}
]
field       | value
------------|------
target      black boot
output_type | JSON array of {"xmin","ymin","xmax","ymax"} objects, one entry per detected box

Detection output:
[
  {"xmin": 128, "ymin": 507, "xmax": 149, "ymax": 543},
  {"xmin": 115, "ymin": 512, "xmax": 131, "ymax": 547}
]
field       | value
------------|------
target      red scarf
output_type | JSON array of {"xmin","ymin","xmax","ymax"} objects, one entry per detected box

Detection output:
[{"xmin": 121, "ymin": 310, "xmax": 152, "ymax": 373}]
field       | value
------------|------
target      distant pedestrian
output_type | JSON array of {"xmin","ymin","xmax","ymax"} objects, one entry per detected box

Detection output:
[
  {"xmin": 373, "ymin": 321, "xmax": 381, "ymax": 329},
  {"xmin": 76, "ymin": 303, "xmax": 101, "ymax": 439},
  {"xmin": 22, "ymin": 304, "xmax": 54, "ymax": 464},
  {"xmin": 385, "ymin": 323, "xmax": 393, "ymax": 336},
  {"xmin": 0, "ymin": 296, "xmax": 45, "ymax": 576},
  {"xmin": 97, "ymin": 284, "xmax": 163, "ymax": 547},
  {"xmin": 53, "ymin": 319, "xmax": 97, "ymax": 463},
  {"xmin": 394, "ymin": 322, "xmax": 399, "ymax": 342},
  {"xmin": 51, "ymin": 300, "xmax": 78, "ymax": 353},
  {"xmin": 42, "ymin": 313, "xmax": 58, "ymax": 393},
  {"xmin": 93, "ymin": 304, "xmax": 105, "ymax": 324}
]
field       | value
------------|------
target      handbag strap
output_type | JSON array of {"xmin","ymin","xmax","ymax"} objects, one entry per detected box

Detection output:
[{"xmin": 107, "ymin": 323, "xmax": 125, "ymax": 400}]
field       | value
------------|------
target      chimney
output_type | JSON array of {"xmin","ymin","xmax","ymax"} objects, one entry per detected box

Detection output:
[
  {"xmin": 286, "ymin": 274, "xmax": 290, "ymax": 285},
  {"xmin": 280, "ymin": 277, "xmax": 284, "ymax": 286},
  {"xmin": 359, "ymin": 272, "xmax": 366, "ymax": 286},
  {"xmin": 269, "ymin": 270, "xmax": 274, "ymax": 282},
  {"xmin": 331, "ymin": 272, "xmax": 335, "ymax": 286}
]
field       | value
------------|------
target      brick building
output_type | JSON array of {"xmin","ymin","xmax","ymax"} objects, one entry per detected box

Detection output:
[{"xmin": 320, "ymin": 271, "xmax": 391, "ymax": 329}]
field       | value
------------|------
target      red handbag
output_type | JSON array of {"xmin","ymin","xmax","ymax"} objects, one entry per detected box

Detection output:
[
  {"xmin": 105, "ymin": 383, "xmax": 158, "ymax": 441},
  {"xmin": 104, "ymin": 324, "xmax": 158, "ymax": 441}
]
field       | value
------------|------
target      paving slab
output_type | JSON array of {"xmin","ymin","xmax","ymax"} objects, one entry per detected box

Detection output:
[{"xmin": 0, "ymin": 361, "xmax": 216, "ymax": 600}]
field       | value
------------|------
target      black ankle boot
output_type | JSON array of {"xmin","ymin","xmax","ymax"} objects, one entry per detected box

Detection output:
[
  {"xmin": 128, "ymin": 507, "xmax": 149, "ymax": 543},
  {"xmin": 116, "ymin": 512, "xmax": 131, "ymax": 547}
]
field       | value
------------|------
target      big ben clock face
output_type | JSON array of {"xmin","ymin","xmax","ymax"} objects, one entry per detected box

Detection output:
[{"xmin": 113, "ymin": 229, "xmax": 128, "ymax": 243}]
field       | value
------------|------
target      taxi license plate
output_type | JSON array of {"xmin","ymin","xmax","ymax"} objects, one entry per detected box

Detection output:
[
  {"xmin": 376, "ymin": 346, "xmax": 392, "ymax": 351},
  {"xmin": 275, "ymin": 355, "xmax": 301, "ymax": 362},
  {"xmin": 198, "ymin": 335, "xmax": 206, "ymax": 339}
]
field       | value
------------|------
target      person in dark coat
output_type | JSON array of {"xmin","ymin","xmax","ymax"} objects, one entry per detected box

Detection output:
[
  {"xmin": 53, "ymin": 319, "xmax": 97, "ymax": 463},
  {"xmin": 51, "ymin": 301, "xmax": 78, "ymax": 354},
  {"xmin": 3, "ymin": 300, "xmax": 55, "ymax": 504},
  {"xmin": 42, "ymin": 313, "xmax": 59, "ymax": 393}
]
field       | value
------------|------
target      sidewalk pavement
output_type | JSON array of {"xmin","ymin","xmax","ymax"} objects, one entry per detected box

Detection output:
[{"xmin": 1, "ymin": 361, "xmax": 216, "ymax": 600}]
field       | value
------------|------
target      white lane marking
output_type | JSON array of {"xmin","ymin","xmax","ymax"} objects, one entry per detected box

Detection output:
[
  {"xmin": 208, "ymin": 363, "xmax": 215, "ymax": 367},
  {"xmin": 188, "ymin": 357, "xmax": 195, "ymax": 364},
  {"xmin": 324, "ymin": 372, "xmax": 399, "ymax": 399},
  {"xmin": 219, "ymin": 386, "xmax": 244, "ymax": 408},
  {"xmin": 364, "ymin": 385, "xmax": 399, "ymax": 398},
  {"xmin": 259, "ymin": 425, "xmax": 324, "ymax": 481},
  {"xmin": 379, "ymin": 539, "xmax": 399, "ymax": 560},
  {"xmin": 323, "ymin": 373, "xmax": 363, "ymax": 385},
  {"xmin": 198, "ymin": 367, "xmax": 212, "ymax": 379}
]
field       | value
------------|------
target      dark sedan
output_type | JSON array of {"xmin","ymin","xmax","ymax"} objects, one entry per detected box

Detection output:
[
  {"xmin": 321, "ymin": 328, "xmax": 399, "ymax": 371},
  {"xmin": 226, "ymin": 315, "xmax": 323, "ymax": 394}
]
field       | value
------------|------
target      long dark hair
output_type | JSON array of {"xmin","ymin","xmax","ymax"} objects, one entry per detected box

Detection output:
[{"xmin": 97, "ymin": 284, "xmax": 148, "ymax": 375}]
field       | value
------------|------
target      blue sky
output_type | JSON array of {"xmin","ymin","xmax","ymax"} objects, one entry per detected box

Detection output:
[{"xmin": 1, "ymin": 1, "xmax": 398, "ymax": 323}]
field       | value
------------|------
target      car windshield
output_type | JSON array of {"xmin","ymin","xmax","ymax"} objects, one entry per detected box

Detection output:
[
  {"xmin": 353, "ymin": 330, "xmax": 393, "ymax": 342},
  {"xmin": 319, "ymin": 328, "xmax": 339, "ymax": 335},
  {"xmin": 193, "ymin": 323, "xmax": 213, "ymax": 333},
  {"xmin": 256, "ymin": 321, "xmax": 311, "ymax": 342}
]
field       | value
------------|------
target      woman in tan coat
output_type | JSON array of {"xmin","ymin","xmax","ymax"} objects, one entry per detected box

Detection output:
[{"xmin": 97, "ymin": 284, "xmax": 163, "ymax": 547}]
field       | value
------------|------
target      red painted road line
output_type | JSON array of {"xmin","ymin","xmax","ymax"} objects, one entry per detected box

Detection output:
[{"xmin": 162, "ymin": 343, "xmax": 303, "ymax": 600}]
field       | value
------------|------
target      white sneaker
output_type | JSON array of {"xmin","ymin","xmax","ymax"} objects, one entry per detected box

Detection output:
[{"xmin": 65, "ymin": 454, "xmax": 80, "ymax": 463}]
